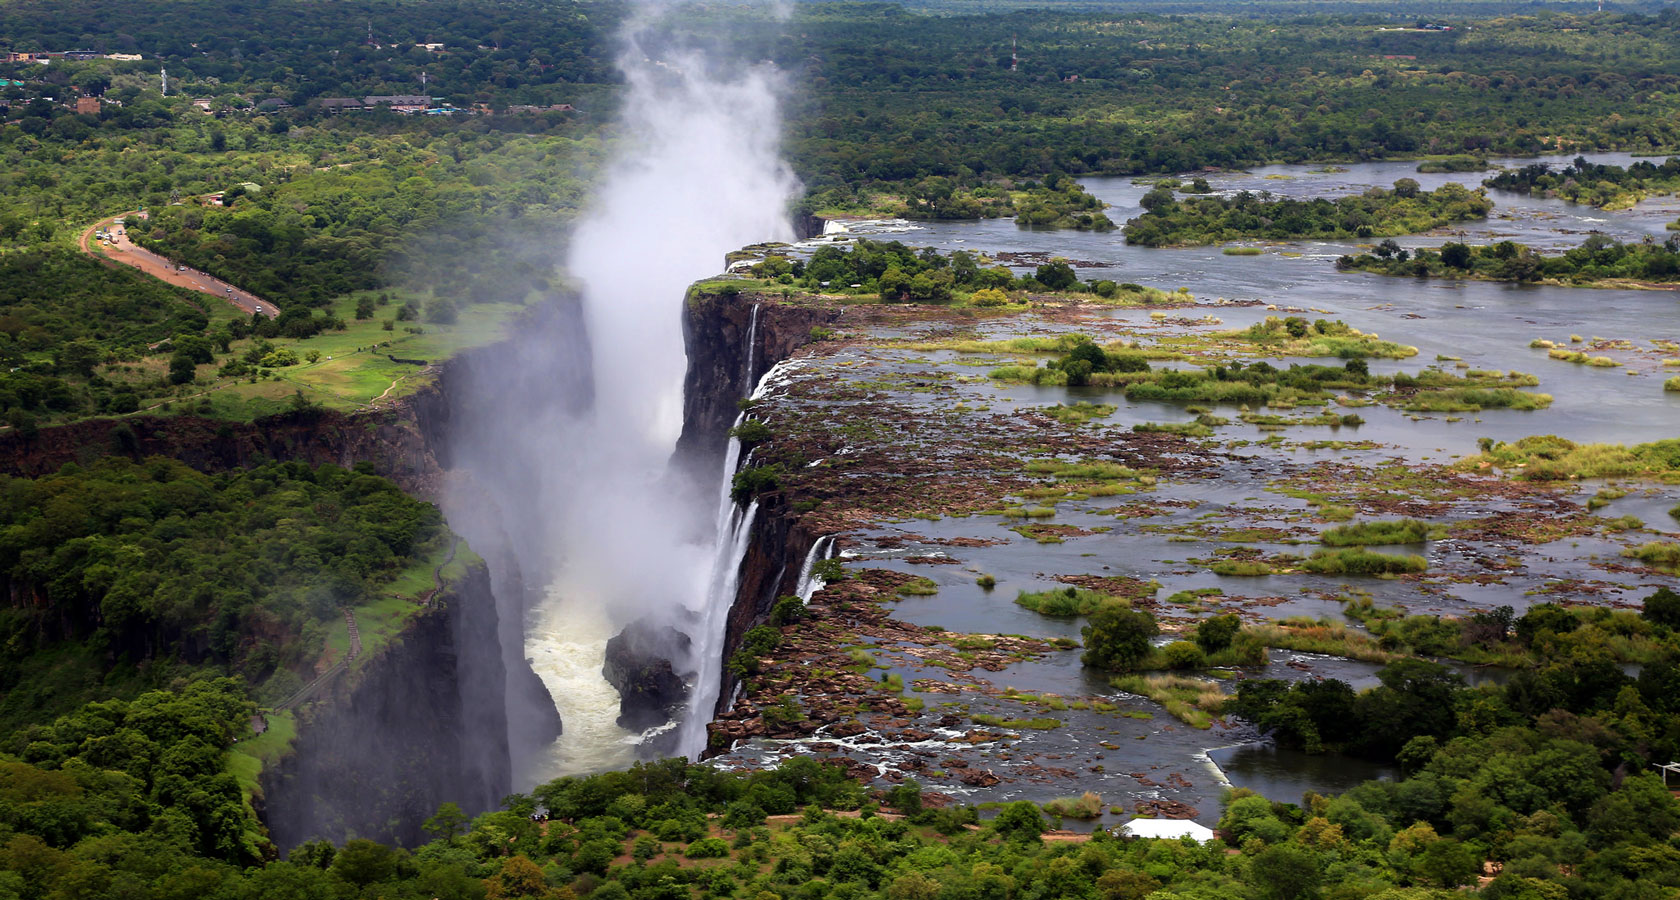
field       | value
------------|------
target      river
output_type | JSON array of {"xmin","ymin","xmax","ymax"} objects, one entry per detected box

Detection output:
[{"xmin": 699, "ymin": 153, "xmax": 1679, "ymax": 822}]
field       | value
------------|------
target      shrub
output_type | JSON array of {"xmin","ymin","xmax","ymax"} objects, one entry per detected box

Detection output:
[
  {"xmin": 1320, "ymin": 519, "xmax": 1435, "ymax": 546},
  {"xmin": 1042, "ymin": 792, "xmax": 1104, "ymax": 819},
  {"xmin": 1161, "ymin": 640, "xmax": 1207, "ymax": 669},
  {"xmin": 769, "ymin": 595, "xmax": 806, "ymax": 626},
  {"xmin": 1082, "ymin": 606, "xmax": 1159, "ymax": 670},
  {"xmin": 729, "ymin": 420, "xmax": 772, "ymax": 443},
  {"xmin": 686, "ymin": 837, "xmax": 730, "ymax": 859},
  {"xmin": 1196, "ymin": 614, "xmax": 1242, "ymax": 653},
  {"xmin": 731, "ymin": 465, "xmax": 780, "ymax": 502},
  {"xmin": 976, "ymin": 574, "xmax": 997, "ymax": 589},
  {"xmin": 1016, "ymin": 586, "xmax": 1116, "ymax": 616},
  {"xmin": 1301, "ymin": 548, "xmax": 1427, "ymax": 575}
]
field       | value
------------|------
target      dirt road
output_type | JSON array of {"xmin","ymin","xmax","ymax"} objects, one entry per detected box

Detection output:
[{"xmin": 80, "ymin": 212, "xmax": 276, "ymax": 316}]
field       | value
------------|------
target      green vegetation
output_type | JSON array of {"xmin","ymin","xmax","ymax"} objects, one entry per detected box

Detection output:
[
  {"xmin": 1014, "ymin": 586, "xmax": 1118, "ymax": 616},
  {"xmin": 1339, "ymin": 233, "xmax": 1680, "ymax": 285},
  {"xmin": 1486, "ymin": 156, "xmax": 1680, "ymax": 209},
  {"xmin": 1222, "ymin": 316, "xmax": 1417, "ymax": 360},
  {"xmin": 1300, "ymin": 547, "xmax": 1429, "ymax": 575},
  {"xmin": 1041, "ymin": 791, "xmax": 1103, "ymax": 819},
  {"xmin": 1416, "ymin": 155, "xmax": 1488, "ymax": 173},
  {"xmin": 1249, "ymin": 619, "xmax": 1404, "ymax": 664},
  {"xmin": 784, "ymin": 239, "xmax": 1174, "ymax": 305},
  {"xmin": 897, "ymin": 576, "xmax": 940, "ymax": 596},
  {"xmin": 1122, "ymin": 181, "xmax": 1492, "ymax": 247},
  {"xmin": 1110, "ymin": 674, "xmax": 1224, "ymax": 728},
  {"xmin": 0, "ymin": 457, "xmax": 446, "ymax": 729},
  {"xmin": 1320, "ymin": 519, "xmax": 1441, "ymax": 546},
  {"xmin": 1463, "ymin": 434, "xmax": 1680, "ymax": 482}
]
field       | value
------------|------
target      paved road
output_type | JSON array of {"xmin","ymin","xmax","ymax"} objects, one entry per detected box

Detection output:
[{"xmin": 80, "ymin": 212, "xmax": 276, "ymax": 316}]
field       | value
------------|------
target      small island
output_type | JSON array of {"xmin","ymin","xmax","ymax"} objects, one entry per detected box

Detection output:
[
  {"xmin": 1121, "ymin": 180, "xmax": 1493, "ymax": 247},
  {"xmin": 1484, "ymin": 156, "xmax": 1680, "ymax": 210},
  {"xmin": 1336, "ymin": 235, "xmax": 1680, "ymax": 288}
]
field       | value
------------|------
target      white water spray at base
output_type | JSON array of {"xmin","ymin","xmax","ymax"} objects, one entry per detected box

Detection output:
[{"xmin": 516, "ymin": 9, "xmax": 797, "ymax": 782}]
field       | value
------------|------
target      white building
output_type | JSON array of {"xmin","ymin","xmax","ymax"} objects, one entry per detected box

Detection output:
[{"xmin": 1118, "ymin": 819, "xmax": 1218, "ymax": 842}]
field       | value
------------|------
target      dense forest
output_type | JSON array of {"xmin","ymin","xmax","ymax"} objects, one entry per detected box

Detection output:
[
  {"xmin": 0, "ymin": 457, "xmax": 447, "ymax": 731},
  {"xmin": 6, "ymin": 592, "xmax": 1680, "ymax": 900}
]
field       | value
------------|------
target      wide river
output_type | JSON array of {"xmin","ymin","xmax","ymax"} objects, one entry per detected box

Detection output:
[{"xmin": 695, "ymin": 153, "xmax": 1680, "ymax": 824}]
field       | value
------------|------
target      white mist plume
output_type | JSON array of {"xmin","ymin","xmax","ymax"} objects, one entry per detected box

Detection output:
[{"xmin": 526, "ymin": 12, "xmax": 798, "ymax": 775}]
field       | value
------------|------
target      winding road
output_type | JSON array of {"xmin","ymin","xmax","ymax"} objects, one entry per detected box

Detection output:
[{"xmin": 80, "ymin": 211, "xmax": 276, "ymax": 316}]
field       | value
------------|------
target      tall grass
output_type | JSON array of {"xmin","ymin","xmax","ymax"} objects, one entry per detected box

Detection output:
[
  {"xmin": 1043, "ymin": 792, "xmax": 1105, "ymax": 819},
  {"xmin": 1320, "ymin": 519, "xmax": 1438, "ymax": 546},
  {"xmin": 1015, "ymin": 587, "xmax": 1120, "ymax": 616},
  {"xmin": 1110, "ymin": 674, "xmax": 1224, "ymax": 729},
  {"xmin": 1249, "ymin": 620, "xmax": 1403, "ymax": 663},
  {"xmin": 1301, "ymin": 548, "xmax": 1427, "ymax": 575}
]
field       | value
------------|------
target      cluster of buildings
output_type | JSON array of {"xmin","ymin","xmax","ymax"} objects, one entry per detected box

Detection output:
[
  {"xmin": 314, "ymin": 96, "xmax": 573, "ymax": 116},
  {"xmin": 4, "ymin": 50, "xmax": 142, "ymax": 63}
]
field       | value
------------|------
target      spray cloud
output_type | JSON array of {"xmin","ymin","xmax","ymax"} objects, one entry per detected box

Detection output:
[{"xmin": 518, "ymin": 6, "xmax": 798, "ymax": 777}]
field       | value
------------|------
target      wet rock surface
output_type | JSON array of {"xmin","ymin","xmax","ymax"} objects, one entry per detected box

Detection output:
[{"xmin": 603, "ymin": 621, "xmax": 693, "ymax": 730}]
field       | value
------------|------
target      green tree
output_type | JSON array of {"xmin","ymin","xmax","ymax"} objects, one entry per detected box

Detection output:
[
  {"xmin": 1249, "ymin": 844, "xmax": 1322, "ymax": 900},
  {"xmin": 992, "ymin": 801, "xmax": 1045, "ymax": 843},
  {"xmin": 1081, "ymin": 606, "xmax": 1159, "ymax": 670},
  {"xmin": 423, "ymin": 802, "xmax": 468, "ymax": 844},
  {"xmin": 1196, "ymin": 614, "xmax": 1242, "ymax": 653},
  {"xmin": 168, "ymin": 350, "xmax": 197, "ymax": 384}
]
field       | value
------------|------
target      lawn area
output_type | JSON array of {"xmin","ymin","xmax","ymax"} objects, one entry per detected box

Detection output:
[
  {"xmin": 227, "ymin": 708, "xmax": 296, "ymax": 804},
  {"xmin": 184, "ymin": 291, "xmax": 528, "ymax": 421}
]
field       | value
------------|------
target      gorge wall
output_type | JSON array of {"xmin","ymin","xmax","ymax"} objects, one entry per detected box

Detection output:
[
  {"xmin": 260, "ymin": 559, "xmax": 510, "ymax": 850},
  {"xmin": 673, "ymin": 290, "xmax": 840, "ymax": 726}
]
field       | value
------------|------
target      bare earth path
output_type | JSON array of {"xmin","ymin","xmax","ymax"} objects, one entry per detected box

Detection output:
[{"xmin": 80, "ymin": 212, "xmax": 276, "ymax": 316}]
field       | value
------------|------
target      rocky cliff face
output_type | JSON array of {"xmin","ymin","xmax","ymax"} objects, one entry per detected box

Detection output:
[
  {"xmin": 673, "ymin": 290, "xmax": 839, "ymax": 729},
  {"xmin": 260, "ymin": 560, "xmax": 509, "ymax": 851},
  {"xmin": 675, "ymin": 291, "xmax": 841, "ymax": 481}
]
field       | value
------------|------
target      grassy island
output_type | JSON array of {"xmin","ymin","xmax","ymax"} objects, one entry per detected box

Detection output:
[
  {"xmin": 1337, "ymin": 235, "xmax": 1680, "ymax": 286},
  {"xmin": 1485, "ymin": 156, "xmax": 1680, "ymax": 210},
  {"xmin": 1121, "ymin": 181, "xmax": 1493, "ymax": 247}
]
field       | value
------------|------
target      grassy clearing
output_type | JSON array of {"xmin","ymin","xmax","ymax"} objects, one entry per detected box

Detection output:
[
  {"xmin": 195, "ymin": 292, "xmax": 527, "ymax": 421},
  {"xmin": 227, "ymin": 709, "xmax": 297, "ymax": 806},
  {"xmin": 1110, "ymin": 674, "xmax": 1224, "ymax": 728}
]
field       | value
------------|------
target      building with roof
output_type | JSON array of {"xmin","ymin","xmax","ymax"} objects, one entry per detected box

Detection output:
[{"xmin": 1117, "ymin": 819, "xmax": 1217, "ymax": 842}]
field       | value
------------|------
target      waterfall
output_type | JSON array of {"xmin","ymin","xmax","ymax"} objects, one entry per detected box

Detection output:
[
  {"xmin": 675, "ymin": 354, "xmax": 805, "ymax": 758},
  {"xmin": 795, "ymin": 534, "xmax": 835, "ymax": 602},
  {"xmin": 743, "ymin": 303, "xmax": 761, "ymax": 385}
]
